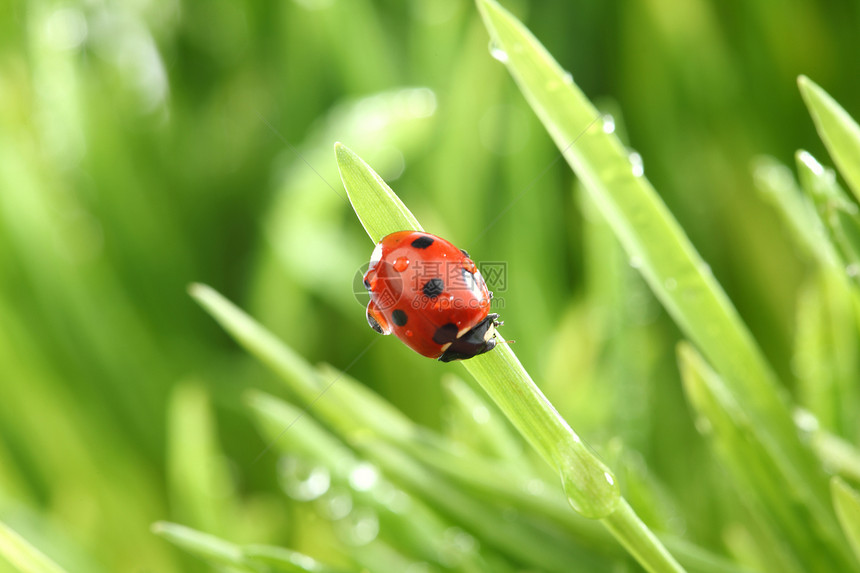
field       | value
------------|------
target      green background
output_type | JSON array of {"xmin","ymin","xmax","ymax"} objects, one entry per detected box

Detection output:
[{"xmin": 1, "ymin": 0, "xmax": 859, "ymax": 571}]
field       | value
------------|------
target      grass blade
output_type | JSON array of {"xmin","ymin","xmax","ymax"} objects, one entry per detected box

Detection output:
[
  {"xmin": 832, "ymin": 477, "xmax": 860, "ymax": 565},
  {"xmin": 678, "ymin": 342, "xmax": 852, "ymax": 571},
  {"xmin": 335, "ymin": 142, "xmax": 684, "ymax": 571},
  {"xmin": 475, "ymin": 0, "xmax": 844, "ymax": 560},
  {"xmin": 795, "ymin": 150, "xmax": 860, "ymax": 277},
  {"xmin": 0, "ymin": 522, "xmax": 68, "ymax": 573},
  {"xmin": 244, "ymin": 545, "xmax": 353, "ymax": 573},
  {"xmin": 151, "ymin": 522, "xmax": 257, "ymax": 573},
  {"xmin": 334, "ymin": 143, "xmax": 422, "ymax": 242},
  {"xmin": 335, "ymin": 143, "xmax": 619, "ymax": 517},
  {"xmin": 798, "ymin": 76, "xmax": 860, "ymax": 202}
]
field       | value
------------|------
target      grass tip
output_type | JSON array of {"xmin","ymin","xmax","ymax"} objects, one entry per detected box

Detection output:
[{"xmin": 187, "ymin": 282, "xmax": 211, "ymax": 299}]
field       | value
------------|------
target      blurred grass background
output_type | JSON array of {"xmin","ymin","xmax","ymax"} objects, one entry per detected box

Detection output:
[{"xmin": 1, "ymin": 0, "xmax": 860, "ymax": 571}]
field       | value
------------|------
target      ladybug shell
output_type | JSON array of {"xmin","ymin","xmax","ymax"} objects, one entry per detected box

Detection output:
[{"xmin": 363, "ymin": 231, "xmax": 493, "ymax": 360}]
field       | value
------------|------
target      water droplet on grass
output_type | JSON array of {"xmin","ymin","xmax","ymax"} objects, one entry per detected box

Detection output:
[
  {"xmin": 489, "ymin": 41, "xmax": 509, "ymax": 63},
  {"xmin": 629, "ymin": 151, "xmax": 644, "ymax": 177},
  {"xmin": 320, "ymin": 488, "xmax": 353, "ymax": 520},
  {"xmin": 336, "ymin": 506, "xmax": 379, "ymax": 546},
  {"xmin": 602, "ymin": 114, "xmax": 616, "ymax": 134},
  {"xmin": 349, "ymin": 462, "xmax": 379, "ymax": 491},
  {"xmin": 278, "ymin": 457, "xmax": 330, "ymax": 501}
]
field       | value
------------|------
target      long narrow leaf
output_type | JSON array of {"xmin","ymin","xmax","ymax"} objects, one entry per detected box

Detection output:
[
  {"xmin": 475, "ymin": 0, "xmax": 838, "ymax": 555},
  {"xmin": 0, "ymin": 522, "xmax": 68, "ymax": 573},
  {"xmin": 799, "ymin": 76, "xmax": 860, "ymax": 202}
]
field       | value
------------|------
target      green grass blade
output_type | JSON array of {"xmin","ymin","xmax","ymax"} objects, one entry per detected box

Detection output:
[
  {"xmin": 794, "ymin": 270, "xmax": 860, "ymax": 437},
  {"xmin": 476, "ymin": 0, "xmax": 841, "ymax": 556},
  {"xmin": 335, "ymin": 142, "xmax": 619, "ymax": 518},
  {"xmin": 166, "ymin": 381, "xmax": 234, "ymax": 535},
  {"xmin": 798, "ymin": 76, "xmax": 860, "ymax": 202},
  {"xmin": 151, "ymin": 522, "xmax": 257, "ymax": 573},
  {"xmin": 189, "ymin": 283, "xmax": 321, "ymax": 401},
  {"xmin": 334, "ymin": 142, "xmax": 422, "ymax": 243},
  {"xmin": 795, "ymin": 150, "xmax": 860, "ymax": 278},
  {"xmin": 813, "ymin": 432, "xmax": 860, "ymax": 484},
  {"xmin": 678, "ymin": 342, "xmax": 853, "ymax": 572},
  {"xmin": 832, "ymin": 477, "xmax": 860, "ymax": 564},
  {"xmin": 752, "ymin": 156, "xmax": 837, "ymax": 267},
  {"xmin": 440, "ymin": 374, "xmax": 523, "ymax": 461},
  {"xmin": 0, "ymin": 522, "xmax": 68, "ymax": 573},
  {"xmin": 335, "ymin": 142, "xmax": 684, "ymax": 571},
  {"xmin": 244, "ymin": 545, "xmax": 354, "ymax": 573}
]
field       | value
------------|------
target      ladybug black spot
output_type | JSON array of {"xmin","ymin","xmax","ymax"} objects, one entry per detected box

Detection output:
[
  {"xmin": 363, "ymin": 278, "xmax": 371, "ymax": 291},
  {"xmin": 432, "ymin": 323, "xmax": 458, "ymax": 345},
  {"xmin": 422, "ymin": 277, "xmax": 444, "ymax": 298},
  {"xmin": 411, "ymin": 235, "xmax": 435, "ymax": 249},
  {"xmin": 391, "ymin": 309, "xmax": 408, "ymax": 326}
]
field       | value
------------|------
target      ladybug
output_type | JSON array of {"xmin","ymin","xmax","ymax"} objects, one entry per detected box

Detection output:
[{"xmin": 363, "ymin": 231, "xmax": 501, "ymax": 362}]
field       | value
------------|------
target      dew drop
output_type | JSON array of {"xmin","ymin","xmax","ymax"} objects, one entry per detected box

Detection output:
[
  {"xmin": 278, "ymin": 457, "xmax": 331, "ymax": 501},
  {"xmin": 393, "ymin": 256, "xmax": 409, "ymax": 272},
  {"xmin": 349, "ymin": 462, "xmax": 379, "ymax": 491},
  {"xmin": 405, "ymin": 329, "xmax": 413, "ymax": 337},
  {"xmin": 797, "ymin": 150, "xmax": 824, "ymax": 176},
  {"xmin": 602, "ymin": 114, "xmax": 616, "ymax": 134},
  {"xmin": 793, "ymin": 408, "xmax": 819, "ymax": 433},
  {"xmin": 320, "ymin": 488, "xmax": 353, "ymax": 520},
  {"xmin": 847, "ymin": 263, "xmax": 860, "ymax": 277},
  {"xmin": 629, "ymin": 256, "xmax": 643, "ymax": 269},
  {"xmin": 336, "ymin": 506, "xmax": 379, "ymax": 546},
  {"xmin": 629, "ymin": 151, "xmax": 644, "ymax": 177},
  {"xmin": 562, "ymin": 71, "xmax": 573, "ymax": 84},
  {"xmin": 664, "ymin": 278, "xmax": 678, "ymax": 291},
  {"xmin": 489, "ymin": 41, "xmax": 509, "ymax": 63}
]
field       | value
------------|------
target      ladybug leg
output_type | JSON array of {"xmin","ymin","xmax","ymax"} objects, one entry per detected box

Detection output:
[
  {"xmin": 438, "ymin": 313, "xmax": 501, "ymax": 362},
  {"xmin": 366, "ymin": 300, "xmax": 391, "ymax": 335}
]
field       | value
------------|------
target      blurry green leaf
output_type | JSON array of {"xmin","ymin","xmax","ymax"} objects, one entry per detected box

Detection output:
[
  {"xmin": 794, "ymin": 270, "xmax": 860, "ymax": 438},
  {"xmin": 189, "ymin": 283, "xmax": 321, "ymax": 401},
  {"xmin": 244, "ymin": 545, "xmax": 353, "ymax": 573},
  {"xmin": 813, "ymin": 431, "xmax": 860, "ymax": 485},
  {"xmin": 752, "ymin": 156, "xmax": 837, "ymax": 266},
  {"xmin": 151, "ymin": 522, "xmax": 257, "ymax": 573},
  {"xmin": 799, "ymin": 76, "xmax": 860, "ymax": 202},
  {"xmin": 678, "ymin": 342, "xmax": 852, "ymax": 572},
  {"xmin": 439, "ymin": 374, "xmax": 522, "ymax": 460},
  {"xmin": 796, "ymin": 150, "xmax": 860, "ymax": 277},
  {"xmin": 832, "ymin": 478, "xmax": 860, "ymax": 564},
  {"xmin": 167, "ymin": 381, "xmax": 235, "ymax": 535},
  {"xmin": 0, "ymin": 521, "xmax": 68, "ymax": 573}
]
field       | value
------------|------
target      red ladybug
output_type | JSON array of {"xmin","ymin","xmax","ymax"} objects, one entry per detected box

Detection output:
[{"xmin": 363, "ymin": 231, "xmax": 501, "ymax": 362}]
